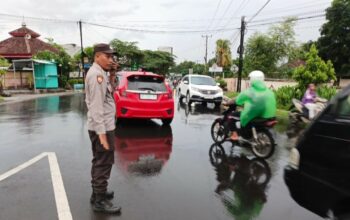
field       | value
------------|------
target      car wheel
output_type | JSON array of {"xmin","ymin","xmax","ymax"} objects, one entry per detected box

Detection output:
[{"xmin": 162, "ymin": 118, "xmax": 173, "ymax": 126}]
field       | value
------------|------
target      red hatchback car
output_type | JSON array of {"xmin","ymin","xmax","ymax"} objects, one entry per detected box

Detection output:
[{"xmin": 114, "ymin": 71, "xmax": 174, "ymax": 125}]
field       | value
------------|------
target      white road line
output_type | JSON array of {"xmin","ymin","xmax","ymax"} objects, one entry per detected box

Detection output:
[
  {"xmin": 0, "ymin": 152, "xmax": 73, "ymax": 220},
  {"xmin": 48, "ymin": 152, "xmax": 73, "ymax": 220},
  {"xmin": 0, "ymin": 152, "xmax": 47, "ymax": 182}
]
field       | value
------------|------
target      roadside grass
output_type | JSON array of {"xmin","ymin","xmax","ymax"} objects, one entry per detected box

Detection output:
[{"xmin": 0, "ymin": 96, "xmax": 3, "ymax": 102}]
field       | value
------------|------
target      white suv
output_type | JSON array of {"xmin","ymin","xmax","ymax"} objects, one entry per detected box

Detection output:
[{"xmin": 178, "ymin": 74, "xmax": 223, "ymax": 107}]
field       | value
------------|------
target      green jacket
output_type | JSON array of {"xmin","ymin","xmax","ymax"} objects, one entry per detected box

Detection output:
[{"xmin": 235, "ymin": 80, "xmax": 276, "ymax": 127}]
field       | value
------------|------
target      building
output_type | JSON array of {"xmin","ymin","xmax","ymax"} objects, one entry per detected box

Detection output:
[
  {"xmin": 61, "ymin": 43, "xmax": 81, "ymax": 57},
  {"xmin": 0, "ymin": 23, "xmax": 58, "ymax": 61},
  {"xmin": 0, "ymin": 23, "xmax": 59, "ymax": 89},
  {"xmin": 157, "ymin": 46, "xmax": 173, "ymax": 55}
]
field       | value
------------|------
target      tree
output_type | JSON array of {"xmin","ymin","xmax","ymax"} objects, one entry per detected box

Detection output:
[
  {"xmin": 293, "ymin": 44, "xmax": 336, "ymax": 89},
  {"xmin": 0, "ymin": 57, "xmax": 10, "ymax": 94},
  {"xmin": 172, "ymin": 61, "xmax": 205, "ymax": 75},
  {"xmin": 110, "ymin": 39, "xmax": 143, "ymax": 69},
  {"xmin": 215, "ymin": 39, "xmax": 232, "ymax": 69},
  {"xmin": 140, "ymin": 50, "xmax": 175, "ymax": 74},
  {"xmin": 318, "ymin": 0, "xmax": 350, "ymax": 78},
  {"xmin": 244, "ymin": 18, "xmax": 298, "ymax": 77}
]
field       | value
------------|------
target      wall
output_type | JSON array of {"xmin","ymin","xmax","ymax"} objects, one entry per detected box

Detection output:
[
  {"xmin": 4, "ymin": 71, "xmax": 33, "ymax": 89},
  {"xmin": 224, "ymin": 78, "xmax": 297, "ymax": 91}
]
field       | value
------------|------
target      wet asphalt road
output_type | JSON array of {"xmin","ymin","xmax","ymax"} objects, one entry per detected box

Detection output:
[{"xmin": 0, "ymin": 93, "xmax": 324, "ymax": 220}]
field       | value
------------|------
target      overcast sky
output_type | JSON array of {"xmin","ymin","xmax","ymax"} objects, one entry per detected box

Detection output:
[{"xmin": 0, "ymin": 0, "xmax": 332, "ymax": 63}]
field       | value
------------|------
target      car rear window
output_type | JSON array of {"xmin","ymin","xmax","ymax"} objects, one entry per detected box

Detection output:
[{"xmin": 127, "ymin": 75, "xmax": 167, "ymax": 92}]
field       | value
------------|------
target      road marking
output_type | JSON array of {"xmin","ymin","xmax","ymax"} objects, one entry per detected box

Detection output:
[{"xmin": 0, "ymin": 152, "xmax": 73, "ymax": 220}]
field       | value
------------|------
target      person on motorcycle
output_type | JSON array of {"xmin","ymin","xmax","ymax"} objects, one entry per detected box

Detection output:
[
  {"xmin": 225, "ymin": 70, "xmax": 276, "ymax": 141},
  {"xmin": 302, "ymin": 83, "xmax": 318, "ymax": 119}
]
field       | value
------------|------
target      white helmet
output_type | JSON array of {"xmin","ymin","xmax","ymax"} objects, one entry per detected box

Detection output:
[{"xmin": 248, "ymin": 70, "xmax": 265, "ymax": 83}]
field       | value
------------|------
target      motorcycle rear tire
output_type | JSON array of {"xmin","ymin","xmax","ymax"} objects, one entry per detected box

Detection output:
[{"xmin": 251, "ymin": 129, "xmax": 275, "ymax": 159}]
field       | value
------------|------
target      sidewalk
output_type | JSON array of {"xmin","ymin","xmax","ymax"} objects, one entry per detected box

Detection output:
[{"xmin": 0, "ymin": 91, "xmax": 83, "ymax": 105}]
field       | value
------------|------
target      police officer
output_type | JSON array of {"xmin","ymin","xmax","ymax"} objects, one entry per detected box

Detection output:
[{"xmin": 85, "ymin": 43, "xmax": 121, "ymax": 214}]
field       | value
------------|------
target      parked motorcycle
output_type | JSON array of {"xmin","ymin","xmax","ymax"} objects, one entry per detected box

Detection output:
[
  {"xmin": 288, "ymin": 98, "xmax": 327, "ymax": 124},
  {"xmin": 210, "ymin": 104, "xmax": 277, "ymax": 159}
]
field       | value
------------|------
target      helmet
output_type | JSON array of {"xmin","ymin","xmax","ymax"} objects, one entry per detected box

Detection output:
[{"xmin": 248, "ymin": 70, "xmax": 265, "ymax": 83}]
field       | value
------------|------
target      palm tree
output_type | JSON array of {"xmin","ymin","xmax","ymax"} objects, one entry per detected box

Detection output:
[{"xmin": 216, "ymin": 39, "xmax": 232, "ymax": 68}]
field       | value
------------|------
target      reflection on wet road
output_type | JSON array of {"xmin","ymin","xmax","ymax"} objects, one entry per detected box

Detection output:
[{"xmin": 0, "ymin": 94, "xmax": 324, "ymax": 220}]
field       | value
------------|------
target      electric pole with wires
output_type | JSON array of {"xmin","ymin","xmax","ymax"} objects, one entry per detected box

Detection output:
[
  {"xmin": 202, "ymin": 34, "xmax": 212, "ymax": 74},
  {"xmin": 237, "ymin": 16, "xmax": 246, "ymax": 92}
]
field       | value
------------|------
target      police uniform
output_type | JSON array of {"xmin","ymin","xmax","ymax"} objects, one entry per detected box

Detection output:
[{"xmin": 85, "ymin": 62, "xmax": 116, "ymax": 196}]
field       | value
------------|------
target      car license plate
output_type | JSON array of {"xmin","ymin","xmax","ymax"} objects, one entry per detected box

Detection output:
[
  {"xmin": 140, "ymin": 94, "xmax": 157, "ymax": 100},
  {"xmin": 139, "ymin": 154, "xmax": 155, "ymax": 161}
]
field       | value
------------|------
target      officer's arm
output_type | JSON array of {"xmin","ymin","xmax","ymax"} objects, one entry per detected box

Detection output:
[
  {"xmin": 235, "ymin": 90, "xmax": 249, "ymax": 106},
  {"xmin": 88, "ymin": 75, "xmax": 106, "ymax": 135}
]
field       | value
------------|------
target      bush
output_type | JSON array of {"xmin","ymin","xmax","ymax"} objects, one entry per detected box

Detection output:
[
  {"xmin": 317, "ymin": 85, "xmax": 337, "ymax": 100},
  {"xmin": 216, "ymin": 79, "xmax": 227, "ymax": 90},
  {"xmin": 274, "ymin": 86, "xmax": 303, "ymax": 110},
  {"xmin": 67, "ymin": 78, "xmax": 84, "ymax": 86},
  {"xmin": 58, "ymin": 75, "xmax": 68, "ymax": 88}
]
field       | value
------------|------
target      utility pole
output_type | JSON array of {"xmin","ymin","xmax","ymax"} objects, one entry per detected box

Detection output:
[
  {"xmin": 202, "ymin": 35, "xmax": 212, "ymax": 74},
  {"xmin": 79, "ymin": 20, "xmax": 85, "ymax": 85},
  {"xmin": 237, "ymin": 16, "xmax": 246, "ymax": 92}
]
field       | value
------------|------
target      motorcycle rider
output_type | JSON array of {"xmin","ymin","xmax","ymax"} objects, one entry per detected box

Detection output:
[
  {"xmin": 224, "ymin": 70, "xmax": 276, "ymax": 141},
  {"xmin": 302, "ymin": 83, "xmax": 318, "ymax": 119}
]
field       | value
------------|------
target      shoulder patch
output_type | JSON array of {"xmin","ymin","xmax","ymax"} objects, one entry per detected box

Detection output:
[{"xmin": 97, "ymin": 75, "xmax": 104, "ymax": 84}]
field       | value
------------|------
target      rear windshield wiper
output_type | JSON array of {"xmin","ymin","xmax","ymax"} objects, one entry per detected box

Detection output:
[{"xmin": 138, "ymin": 87, "xmax": 156, "ymax": 92}]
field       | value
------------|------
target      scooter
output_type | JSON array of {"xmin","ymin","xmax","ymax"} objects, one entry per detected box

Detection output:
[
  {"xmin": 289, "ymin": 97, "xmax": 327, "ymax": 124},
  {"xmin": 210, "ymin": 104, "xmax": 277, "ymax": 159}
]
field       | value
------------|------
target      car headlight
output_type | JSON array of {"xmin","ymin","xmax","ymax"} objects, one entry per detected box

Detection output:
[
  {"xmin": 288, "ymin": 148, "xmax": 300, "ymax": 169},
  {"xmin": 191, "ymin": 87, "xmax": 200, "ymax": 92}
]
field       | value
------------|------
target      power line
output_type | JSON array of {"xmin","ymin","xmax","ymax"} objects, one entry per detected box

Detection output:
[
  {"xmin": 248, "ymin": 14, "xmax": 325, "ymax": 28},
  {"xmin": 247, "ymin": 0, "xmax": 273, "ymax": 23},
  {"xmin": 206, "ymin": 0, "xmax": 223, "ymax": 31}
]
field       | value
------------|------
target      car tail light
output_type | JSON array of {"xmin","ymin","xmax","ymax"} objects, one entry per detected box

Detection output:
[
  {"xmin": 165, "ymin": 91, "xmax": 173, "ymax": 99},
  {"xmin": 119, "ymin": 89, "xmax": 127, "ymax": 97}
]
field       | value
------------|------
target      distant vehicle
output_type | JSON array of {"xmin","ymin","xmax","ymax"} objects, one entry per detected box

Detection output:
[
  {"xmin": 114, "ymin": 71, "xmax": 174, "ymax": 125},
  {"xmin": 284, "ymin": 85, "xmax": 350, "ymax": 219},
  {"xmin": 177, "ymin": 74, "xmax": 223, "ymax": 107}
]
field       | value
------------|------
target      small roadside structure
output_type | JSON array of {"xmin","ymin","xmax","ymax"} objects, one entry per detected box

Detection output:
[{"xmin": 12, "ymin": 59, "xmax": 58, "ymax": 91}]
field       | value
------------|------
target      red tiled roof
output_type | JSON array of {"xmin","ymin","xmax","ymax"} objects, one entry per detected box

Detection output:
[
  {"xmin": 0, "ymin": 37, "xmax": 59, "ymax": 59},
  {"xmin": 9, "ymin": 25, "xmax": 40, "ymax": 38}
]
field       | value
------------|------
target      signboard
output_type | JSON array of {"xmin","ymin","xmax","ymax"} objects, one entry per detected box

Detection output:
[
  {"xmin": 83, "ymin": 63, "xmax": 92, "ymax": 69},
  {"xmin": 189, "ymin": 68, "xmax": 193, "ymax": 75},
  {"xmin": 209, "ymin": 63, "xmax": 223, "ymax": 73}
]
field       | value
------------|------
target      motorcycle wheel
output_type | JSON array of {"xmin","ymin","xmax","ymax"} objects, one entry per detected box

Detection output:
[
  {"xmin": 251, "ymin": 129, "xmax": 275, "ymax": 159},
  {"xmin": 209, "ymin": 143, "xmax": 226, "ymax": 167},
  {"xmin": 211, "ymin": 118, "xmax": 228, "ymax": 144}
]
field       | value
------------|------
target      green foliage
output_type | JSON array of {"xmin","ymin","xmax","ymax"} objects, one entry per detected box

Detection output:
[
  {"xmin": 110, "ymin": 39, "xmax": 143, "ymax": 69},
  {"xmin": 141, "ymin": 50, "xmax": 175, "ymax": 74},
  {"xmin": 171, "ymin": 61, "xmax": 205, "ymax": 75},
  {"xmin": 244, "ymin": 18, "xmax": 298, "ymax": 78},
  {"xmin": 225, "ymin": 91, "xmax": 239, "ymax": 98},
  {"xmin": 317, "ymin": 85, "xmax": 337, "ymax": 100},
  {"xmin": 34, "ymin": 43, "xmax": 74, "ymax": 78},
  {"xmin": 73, "ymin": 46, "xmax": 94, "ymax": 64},
  {"xmin": 216, "ymin": 78, "xmax": 227, "ymax": 90},
  {"xmin": 58, "ymin": 75, "xmax": 68, "ymax": 88},
  {"xmin": 216, "ymin": 39, "xmax": 232, "ymax": 69},
  {"xmin": 318, "ymin": 0, "xmax": 350, "ymax": 77},
  {"xmin": 67, "ymin": 78, "xmax": 84, "ymax": 86},
  {"xmin": 273, "ymin": 86, "xmax": 303, "ymax": 110},
  {"xmin": 292, "ymin": 44, "xmax": 336, "ymax": 89},
  {"xmin": 0, "ymin": 57, "xmax": 10, "ymax": 93}
]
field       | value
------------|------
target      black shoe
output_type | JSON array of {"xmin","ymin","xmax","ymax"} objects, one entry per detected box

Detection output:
[
  {"xmin": 90, "ymin": 190, "xmax": 114, "ymax": 203},
  {"xmin": 93, "ymin": 197, "xmax": 121, "ymax": 214}
]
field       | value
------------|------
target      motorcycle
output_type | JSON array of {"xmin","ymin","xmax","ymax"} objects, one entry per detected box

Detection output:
[
  {"xmin": 210, "ymin": 104, "xmax": 277, "ymax": 159},
  {"xmin": 288, "ymin": 97, "xmax": 327, "ymax": 124}
]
